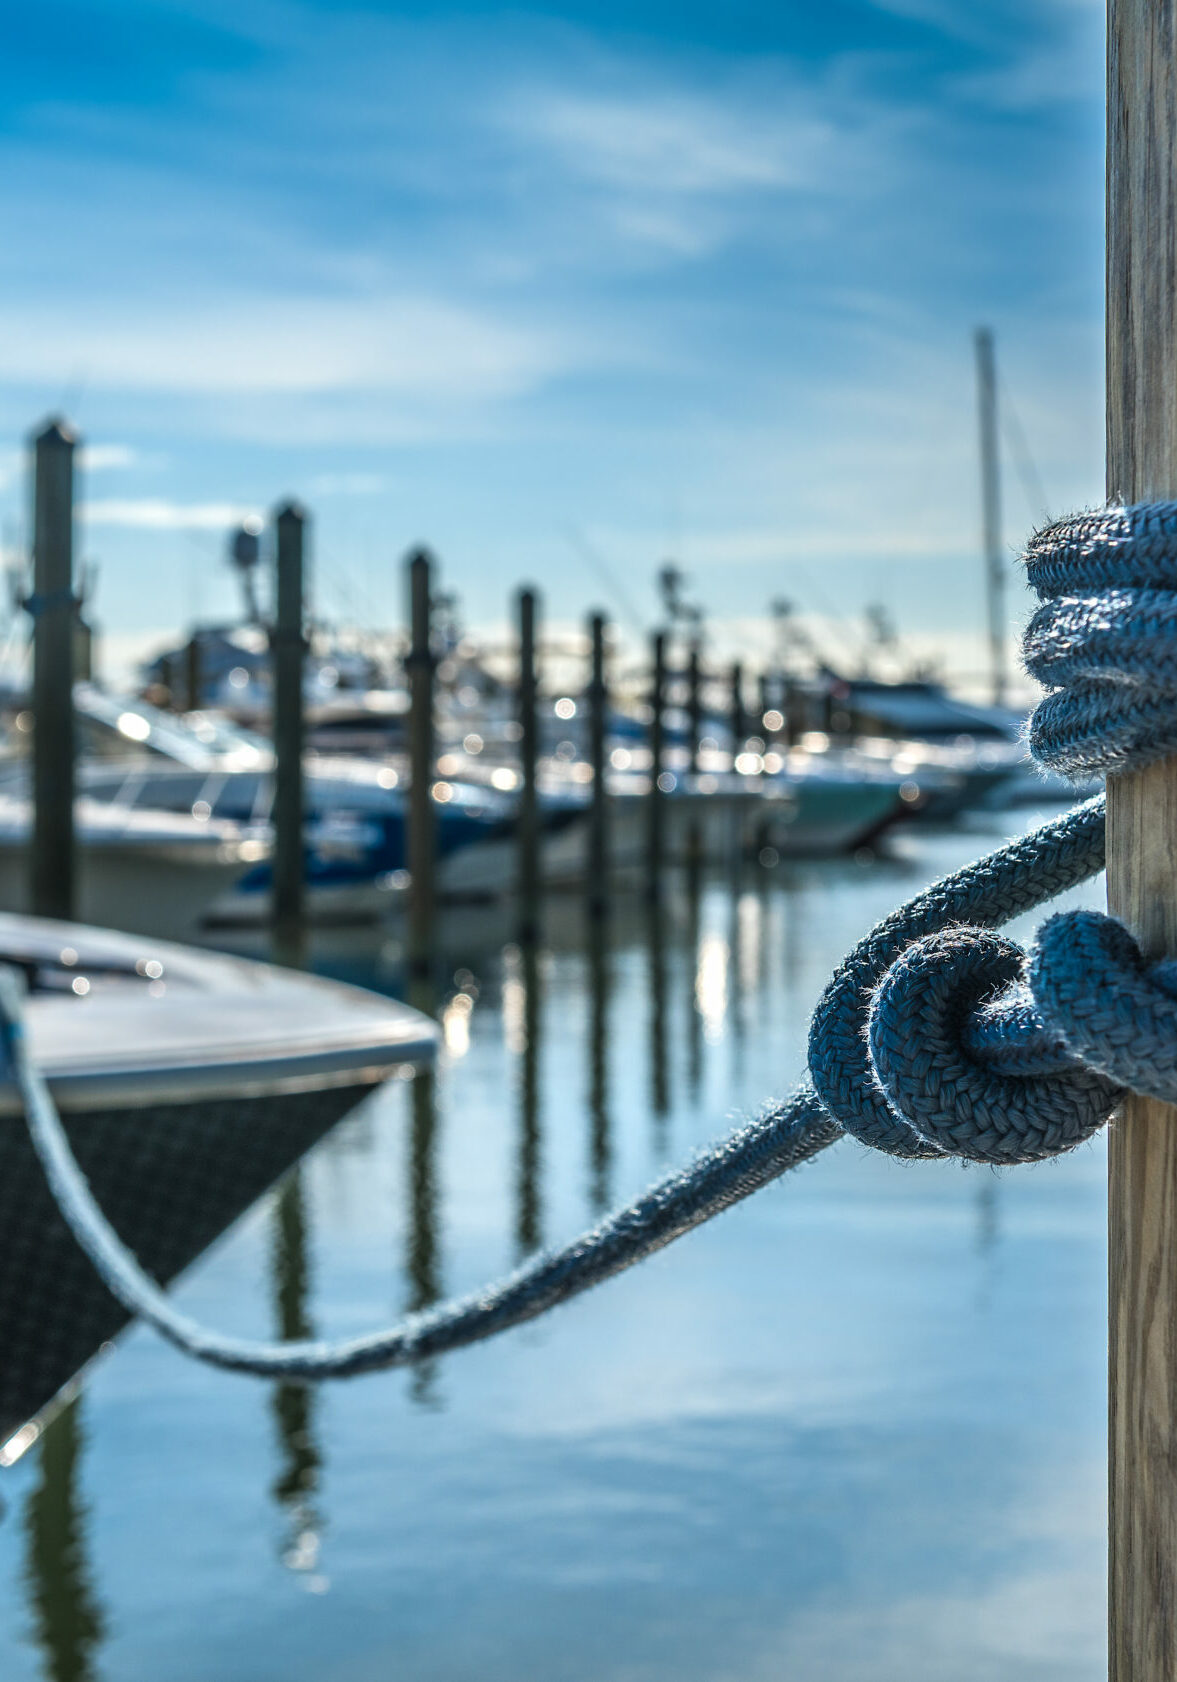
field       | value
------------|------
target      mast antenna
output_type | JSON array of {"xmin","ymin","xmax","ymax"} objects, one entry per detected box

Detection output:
[{"xmin": 974, "ymin": 326, "xmax": 1006, "ymax": 708}]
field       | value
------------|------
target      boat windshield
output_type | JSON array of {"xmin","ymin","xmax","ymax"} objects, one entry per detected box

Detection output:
[{"xmin": 74, "ymin": 685, "xmax": 271, "ymax": 770}]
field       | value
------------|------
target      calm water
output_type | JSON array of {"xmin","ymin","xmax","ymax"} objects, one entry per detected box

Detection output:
[{"xmin": 0, "ymin": 811, "xmax": 1108, "ymax": 1681}]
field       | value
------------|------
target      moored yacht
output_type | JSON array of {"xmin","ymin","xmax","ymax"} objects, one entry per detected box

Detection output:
[{"xmin": 0, "ymin": 911, "xmax": 438, "ymax": 1458}]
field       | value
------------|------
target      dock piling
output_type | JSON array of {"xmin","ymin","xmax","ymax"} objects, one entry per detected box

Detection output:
[
  {"xmin": 1107, "ymin": 4, "xmax": 1177, "ymax": 1675},
  {"xmin": 686, "ymin": 639, "xmax": 702, "ymax": 778},
  {"xmin": 646, "ymin": 630, "xmax": 667, "ymax": 902},
  {"xmin": 685, "ymin": 637, "xmax": 703, "ymax": 869},
  {"xmin": 516, "ymin": 587, "xmax": 541, "ymax": 946},
  {"xmin": 185, "ymin": 634, "xmax": 202, "ymax": 714},
  {"xmin": 29, "ymin": 419, "xmax": 77, "ymax": 922},
  {"xmin": 729, "ymin": 661, "xmax": 745, "ymax": 760},
  {"xmin": 406, "ymin": 550, "xmax": 437, "ymax": 988},
  {"xmin": 271, "ymin": 502, "xmax": 307, "ymax": 955}
]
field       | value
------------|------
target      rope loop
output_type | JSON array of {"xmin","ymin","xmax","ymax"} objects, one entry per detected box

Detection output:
[
  {"xmin": 867, "ymin": 926, "xmax": 1118, "ymax": 1163},
  {"xmin": 1030, "ymin": 909, "xmax": 1177, "ymax": 1103},
  {"xmin": 1024, "ymin": 502, "xmax": 1177, "ymax": 778}
]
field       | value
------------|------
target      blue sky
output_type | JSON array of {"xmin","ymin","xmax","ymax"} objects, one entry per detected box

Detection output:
[{"xmin": 0, "ymin": 0, "xmax": 1106, "ymax": 680}]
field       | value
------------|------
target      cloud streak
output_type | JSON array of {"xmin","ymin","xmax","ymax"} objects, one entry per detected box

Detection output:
[{"xmin": 82, "ymin": 499, "xmax": 261, "ymax": 530}]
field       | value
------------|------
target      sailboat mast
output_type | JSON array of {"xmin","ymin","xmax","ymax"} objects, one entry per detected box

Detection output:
[{"xmin": 974, "ymin": 326, "xmax": 1006, "ymax": 708}]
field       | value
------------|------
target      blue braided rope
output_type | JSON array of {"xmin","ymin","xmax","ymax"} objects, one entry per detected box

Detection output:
[
  {"xmin": 1025, "ymin": 503, "xmax": 1177, "ymax": 777},
  {"xmin": 12, "ymin": 501, "xmax": 1177, "ymax": 1379}
]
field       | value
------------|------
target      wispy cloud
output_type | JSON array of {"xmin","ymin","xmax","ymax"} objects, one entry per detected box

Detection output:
[
  {"xmin": 82, "ymin": 499, "xmax": 261, "ymax": 530},
  {"xmin": 78, "ymin": 443, "xmax": 139, "ymax": 471},
  {"xmin": 506, "ymin": 90, "xmax": 834, "ymax": 197},
  {"xmin": 0, "ymin": 296, "xmax": 572, "ymax": 401}
]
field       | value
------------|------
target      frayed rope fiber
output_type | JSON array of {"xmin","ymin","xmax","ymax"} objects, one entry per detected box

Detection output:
[{"xmin": 11, "ymin": 503, "xmax": 1177, "ymax": 1379}]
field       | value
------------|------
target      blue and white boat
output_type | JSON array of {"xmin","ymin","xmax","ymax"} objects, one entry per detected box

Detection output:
[{"xmin": 11, "ymin": 688, "xmax": 554, "ymax": 924}]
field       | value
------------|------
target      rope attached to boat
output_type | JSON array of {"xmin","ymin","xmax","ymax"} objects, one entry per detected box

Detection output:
[{"xmin": 10, "ymin": 504, "xmax": 1177, "ymax": 1380}]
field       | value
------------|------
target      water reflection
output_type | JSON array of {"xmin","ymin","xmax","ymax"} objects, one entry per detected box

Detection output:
[
  {"xmin": 975, "ymin": 1172, "xmax": 1001, "ymax": 1258},
  {"xmin": 22, "ymin": 1399, "xmax": 105, "ymax": 1682},
  {"xmin": 585, "ymin": 919, "xmax": 612, "ymax": 1214},
  {"xmin": 269, "ymin": 1172, "xmax": 325, "ymax": 1587},
  {"xmin": 726, "ymin": 877, "xmax": 746, "ymax": 1046},
  {"xmin": 515, "ymin": 942, "xmax": 543, "ymax": 1257},
  {"xmin": 406, "ymin": 1062, "xmax": 442, "ymax": 1407},
  {"xmin": 646, "ymin": 901, "xmax": 670, "ymax": 1150},
  {"xmin": 684, "ymin": 860, "xmax": 704, "ymax": 1102}
]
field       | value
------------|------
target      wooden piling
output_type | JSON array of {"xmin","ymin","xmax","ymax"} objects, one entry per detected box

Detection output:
[
  {"xmin": 729, "ymin": 660, "xmax": 745, "ymax": 759},
  {"xmin": 29, "ymin": 419, "xmax": 77, "ymax": 922},
  {"xmin": 647, "ymin": 630, "xmax": 667, "ymax": 902},
  {"xmin": 517, "ymin": 587, "xmax": 541, "ymax": 946},
  {"xmin": 271, "ymin": 502, "xmax": 307, "ymax": 954},
  {"xmin": 685, "ymin": 637, "xmax": 703, "ymax": 869},
  {"xmin": 406, "ymin": 550, "xmax": 437, "ymax": 986},
  {"xmin": 586, "ymin": 611, "xmax": 609, "ymax": 921},
  {"xmin": 1107, "ymin": 6, "xmax": 1177, "ymax": 1675},
  {"xmin": 686, "ymin": 639, "xmax": 702, "ymax": 777},
  {"xmin": 185, "ymin": 634, "xmax": 202, "ymax": 714}
]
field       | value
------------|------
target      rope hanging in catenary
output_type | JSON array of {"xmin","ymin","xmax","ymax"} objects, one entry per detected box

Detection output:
[{"xmin": 13, "ymin": 502, "xmax": 1177, "ymax": 1380}]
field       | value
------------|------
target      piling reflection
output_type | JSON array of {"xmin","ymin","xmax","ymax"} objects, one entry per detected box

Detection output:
[
  {"xmin": 515, "ymin": 942, "xmax": 543, "ymax": 1257},
  {"xmin": 727, "ymin": 876, "xmax": 746, "ymax": 1046},
  {"xmin": 269, "ymin": 1172, "xmax": 325, "ymax": 1585},
  {"xmin": 646, "ymin": 900, "xmax": 670, "ymax": 1149},
  {"xmin": 23, "ymin": 1398, "xmax": 105, "ymax": 1682},
  {"xmin": 975, "ymin": 1172, "xmax": 1000, "ymax": 1258},
  {"xmin": 684, "ymin": 859, "xmax": 704, "ymax": 1102},
  {"xmin": 586, "ymin": 919, "xmax": 612, "ymax": 1214},
  {"xmin": 406, "ymin": 1059, "xmax": 443, "ymax": 1407}
]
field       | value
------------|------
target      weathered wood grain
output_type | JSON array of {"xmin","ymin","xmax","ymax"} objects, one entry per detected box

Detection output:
[{"xmin": 1107, "ymin": 5, "xmax": 1177, "ymax": 1676}]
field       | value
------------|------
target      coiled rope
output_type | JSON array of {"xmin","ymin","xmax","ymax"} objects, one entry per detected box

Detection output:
[{"xmin": 11, "ymin": 503, "xmax": 1177, "ymax": 1381}]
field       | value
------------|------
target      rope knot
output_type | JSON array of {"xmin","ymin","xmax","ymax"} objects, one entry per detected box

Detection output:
[{"xmin": 867, "ymin": 925, "xmax": 1118, "ymax": 1163}]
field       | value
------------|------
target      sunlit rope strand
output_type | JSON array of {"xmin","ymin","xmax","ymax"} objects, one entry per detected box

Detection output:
[
  {"xmin": 1024, "ymin": 502, "xmax": 1177, "ymax": 777},
  {"xmin": 17, "ymin": 499, "xmax": 1177, "ymax": 1381}
]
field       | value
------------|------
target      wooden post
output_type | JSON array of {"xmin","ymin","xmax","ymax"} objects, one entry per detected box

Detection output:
[
  {"xmin": 729, "ymin": 660, "xmax": 745, "ymax": 760},
  {"xmin": 271, "ymin": 502, "xmax": 306, "ymax": 954},
  {"xmin": 647, "ymin": 630, "xmax": 666, "ymax": 902},
  {"xmin": 586, "ymin": 611, "xmax": 609, "ymax": 921},
  {"xmin": 1108, "ymin": 6, "xmax": 1177, "ymax": 1675},
  {"xmin": 406, "ymin": 550, "xmax": 436, "ymax": 986},
  {"xmin": 686, "ymin": 637, "xmax": 703, "ymax": 868},
  {"xmin": 517, "ymin": 587, "xmax": 541, "ymax": 946},
  {"xmin": 185, "ymin": 633, "xmax": 202, "ymax": 714},
  {"xmin": 687, "ymin": 639, "xmax": 702, "ymax": 778},
  {"xmin": 29, "ymin": 419, "xmax": 76, "ymax": 922}
]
